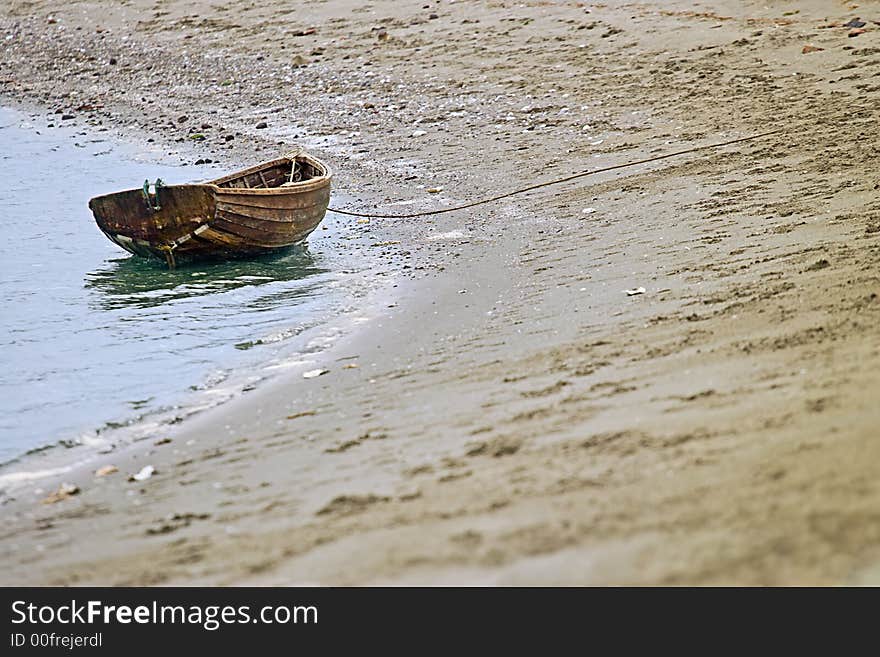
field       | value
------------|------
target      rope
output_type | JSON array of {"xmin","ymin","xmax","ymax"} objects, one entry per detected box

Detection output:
[{"xmin": 327, "ymin": 129, "xmax": 782, "ymax": 219}]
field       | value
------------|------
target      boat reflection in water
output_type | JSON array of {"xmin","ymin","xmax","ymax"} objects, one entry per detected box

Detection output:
[{"xmin": 85, "ymin": 245, "xmax": 328, "ymax": 312}]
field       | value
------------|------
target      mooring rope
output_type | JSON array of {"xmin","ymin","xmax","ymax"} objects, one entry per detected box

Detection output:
[{"xmin": 327, "ymin": 129, "xmax": 782, "ymax": 219}]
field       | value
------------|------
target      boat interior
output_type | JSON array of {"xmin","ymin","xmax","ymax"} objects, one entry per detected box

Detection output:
[{"xmin": 211, "ymin": 157, "xmax": 325, "ymax": 190}]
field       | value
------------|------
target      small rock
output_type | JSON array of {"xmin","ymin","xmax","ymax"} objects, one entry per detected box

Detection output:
[
  {"xmin": 61, "ymin": 114, "xmax": 75, "ymax": 120},
  {"xmin": 848, "ymin": 28, "xmax": 866, "ymax": 37},
  {"xmin": 411, "ymin": 129, "xmax": 427, "ymax": 137},
  {"xmin": 291, "ymin": 54, "xmax": 309, "ymax": 67},
  {"xmin": 801, "ymin": 45, "xmax": 824, "ymax": 54},
  {"xmin": 255, "ymin": 121, "xmax": 268, "ymax": 129},
  {"xmin": 427, "ymin": 187, "xmax": 443, "ymax": 193},
  {"xmin": 177, "ymin": 115, "xmax": 188, "ymax": 124},
  {"xmin": 225, "ymin": 134, "xmax": 235, "ymax": 142},
  {"xmin": 625, "ymin": 287, "xmax": 646, "ymax": 296},
  {"xmin": 94, "ymin": 465, "xmax": 118, "ymax": 477},
  {"xmin": 108, "ymin": 57, "xmax": 117, "ymax": 65}
]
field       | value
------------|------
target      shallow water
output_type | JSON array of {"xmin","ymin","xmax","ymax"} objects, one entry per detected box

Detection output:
[{"xmin": 0, "ymin": 107, "xmax": 373, "ymax": 467}]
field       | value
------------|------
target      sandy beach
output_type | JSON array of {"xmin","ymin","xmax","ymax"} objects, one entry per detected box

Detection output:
[{"xmin": 1, "ymin": 0, "xmax": 879, "ymax": 585}]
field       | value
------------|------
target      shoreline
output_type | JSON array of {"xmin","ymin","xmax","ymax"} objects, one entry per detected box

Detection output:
[{"xmin": 2, "ymin": 0, "xmax": 880, "ymax": 585}]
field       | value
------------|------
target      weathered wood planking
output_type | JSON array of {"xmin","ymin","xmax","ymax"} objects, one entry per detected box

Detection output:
[{"xmin": 89, "ymin": 155, "xmax": 332, "ymax": 267}]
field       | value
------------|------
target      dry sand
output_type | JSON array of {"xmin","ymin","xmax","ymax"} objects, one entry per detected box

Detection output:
[{"xmin": 1, "ymin": 0, "xmax": 879, "ymax": 585}]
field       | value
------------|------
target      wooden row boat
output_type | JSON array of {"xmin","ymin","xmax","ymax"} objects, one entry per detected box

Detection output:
[{"xmin": 89, "ymin": 153, "xmax": 332, "ymax": 268}]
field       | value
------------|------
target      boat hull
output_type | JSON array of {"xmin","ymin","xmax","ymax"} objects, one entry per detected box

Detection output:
[{"xmin": 89, "ymin": 155, "xmax": 332, "ymax": 266}]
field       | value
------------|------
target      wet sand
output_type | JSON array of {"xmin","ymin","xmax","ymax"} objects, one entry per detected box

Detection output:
[{"xmin": 1, "ymin": 0, "xmax": 880, "ymax": 585}]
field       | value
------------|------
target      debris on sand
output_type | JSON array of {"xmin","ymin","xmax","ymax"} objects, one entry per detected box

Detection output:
[
  {"xmin": 129, "ymin": 465, "xmax": 156, "ymax": 482},
  {"xmin": 286, "ymin": 410, "xmax": 317, "ymax": 420},
  {"xmin": 41, "ymin": 483, "xmax": 79, "ymax": 504},
  {"xmin": 145, "ymin": 512, "xmax": 211, "ymax": 536},
  {"xmin": 316, "ymin": 493, "xmax": 390, "ymax": 516},
  {"xmin": 625, "ymin": 287, "xmax": 646, "ymax": 296},
  {"xmin": 302, "ymin": 369, "xmax": 329, "ymax": 379},
  {"xmin": 805, "ymin": 258, "xmax": 830, "ymax": 271},
  {"xmin": 843, "ymin": 19, "xmax": 867, "ymax": 29},
  {"xmin": 466, "ymin": 435, "xmax": 523, "ymax": 457}
]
